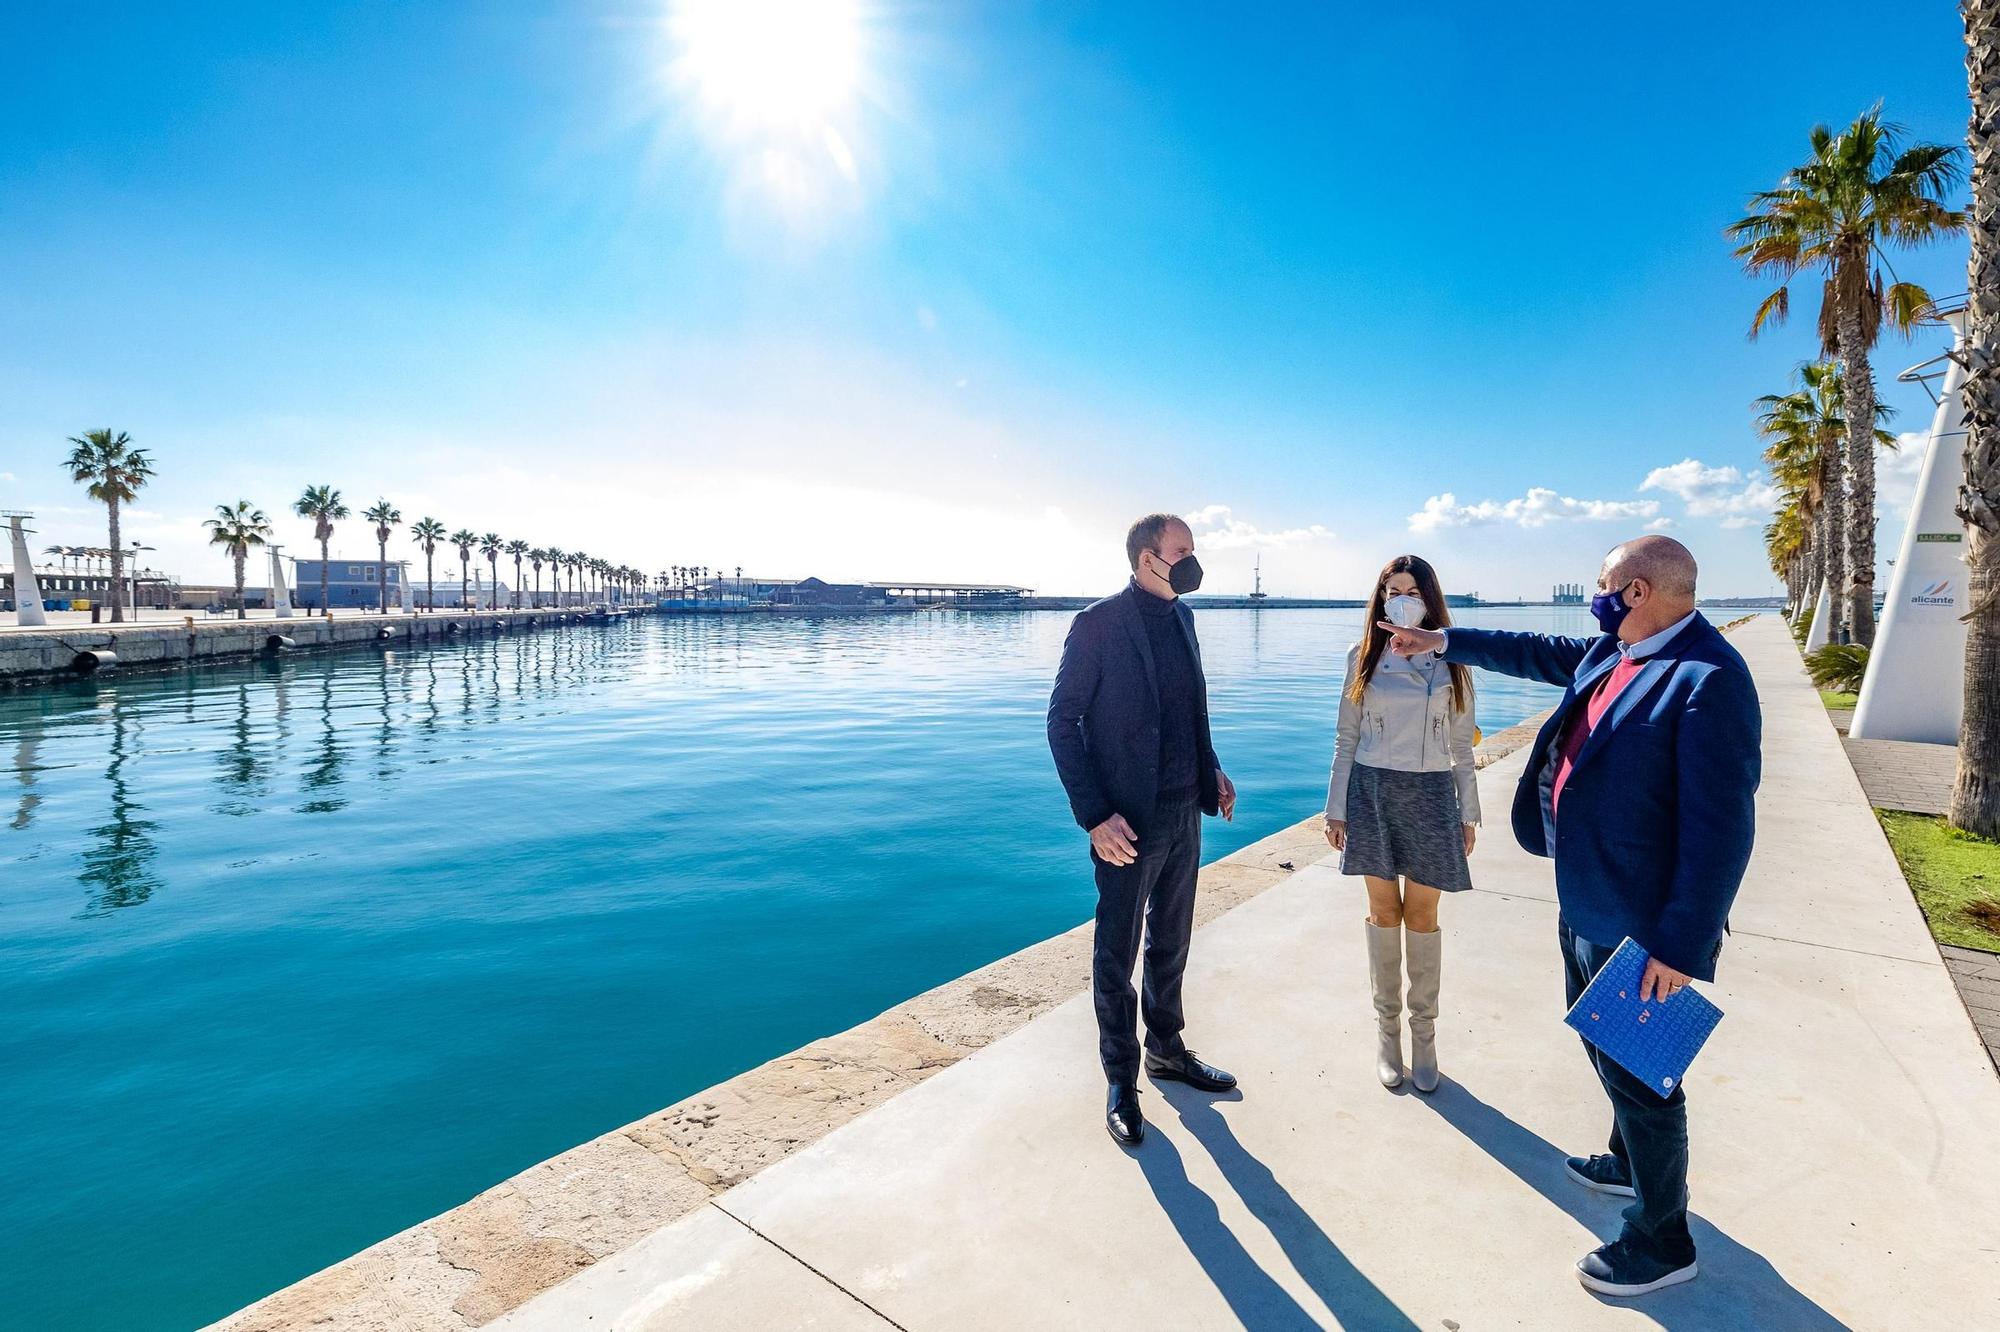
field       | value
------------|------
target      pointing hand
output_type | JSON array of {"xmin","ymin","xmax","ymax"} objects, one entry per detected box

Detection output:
[{"xmin": 1378, "ymin": 621, "xmax": 1445, "ymax": 658}]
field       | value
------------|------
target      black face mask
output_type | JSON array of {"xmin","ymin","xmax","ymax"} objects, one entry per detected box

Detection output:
[{"xmin": 1151, "ymin": 552, "xmax": 1203, "ymax": 596}]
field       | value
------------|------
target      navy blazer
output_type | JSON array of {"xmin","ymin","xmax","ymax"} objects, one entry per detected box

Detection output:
[
  {"xmin": 1047, "ymin": 583, "xmax": 1221, "ymax": 832},
  {"xmin": 1442, "ymin": 613, "xmax": 1761, "ymax": 979}
]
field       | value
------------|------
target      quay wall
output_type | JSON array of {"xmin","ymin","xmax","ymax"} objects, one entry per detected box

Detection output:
[{"xmin": 0, "ymin": 608, "xmax": 644, "ymax": 690}]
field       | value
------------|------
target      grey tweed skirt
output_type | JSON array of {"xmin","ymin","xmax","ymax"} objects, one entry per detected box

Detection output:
[{"xmin": 1338, "ymin": 763, "xmax": 1473, "ymax": 892}]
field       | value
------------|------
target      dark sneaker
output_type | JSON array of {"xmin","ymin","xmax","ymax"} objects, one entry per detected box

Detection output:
[
  {"xmin": 1565, "ymin": 1153, "xmax": 1637, "ymax": 1198},
  {"xmin": 1576, "ymin": 1239, "xmax": 1698, "ymax": 1296}
]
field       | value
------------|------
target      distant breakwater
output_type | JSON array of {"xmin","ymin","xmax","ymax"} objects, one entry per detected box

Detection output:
[{"xmin": 0, "ymin": 607, "xmax": 646, "ymax": 689}]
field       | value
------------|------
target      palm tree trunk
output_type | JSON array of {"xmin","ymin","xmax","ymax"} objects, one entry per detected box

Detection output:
[
  {"xmin": 1955, "ymin": 0, "xmax": 2000, "ymax": 838},
  {"xmin": 107, "ymin": 496, "xmax": 125, "ymax": 623},
  {"xmin": 425, "ymin": 553, "xmax": 435, "ymax": 613},
  {"xmin": 1820, "ymin": 443, "xmax": 1848, "ymax": 640},
  {"xmin": 1837, "ymin": 299, "xmax": 1879, "ymax": 646},
  {"xmin": 234, "ymin": 548, "xmax": 247, "ymax": 620},
  {"xmin": 318, "ymin": 535, "xmax": 331, "ymax": 618},
  {"xmin": 460, "ymin": 559, "xmax": 469, "ymax": 611},
  {"xmin": 378, "ymin": 539, "xmax": 389, "ymax": 614}
]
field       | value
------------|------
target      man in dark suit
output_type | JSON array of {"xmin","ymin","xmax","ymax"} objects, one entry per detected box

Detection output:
[
  {"xmin": 1048, "ymin": 513, "xmax": 1240, "ymax": 1147},
  {"xmin": 1382, "ymin": 535, "xmax": 1760, "ymax": 1298}
]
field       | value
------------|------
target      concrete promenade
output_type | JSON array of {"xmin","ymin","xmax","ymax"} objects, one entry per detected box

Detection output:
[{"xmin": 492, "ymin": 615, "xmax": 2000, "ymax": 1330}]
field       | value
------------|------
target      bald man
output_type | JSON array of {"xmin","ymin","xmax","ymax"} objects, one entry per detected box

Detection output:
[{"xmin": 1381, "ymin": 536, "xmax": 1761, "ymax": 1298}]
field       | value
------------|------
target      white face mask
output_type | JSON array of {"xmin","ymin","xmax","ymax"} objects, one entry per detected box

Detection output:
[{"xmin": 1385, "ymin": 593, "xmax": 1426, "ymax": 629}]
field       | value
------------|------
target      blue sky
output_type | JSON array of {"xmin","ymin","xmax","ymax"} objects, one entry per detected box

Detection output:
[{"xmin": 0, "ymin": 1, "xmax": 1974, "ymax": 597}]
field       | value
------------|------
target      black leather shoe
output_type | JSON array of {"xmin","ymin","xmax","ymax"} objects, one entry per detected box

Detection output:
[
  {"xmin": 1144, "ymin": 1050, "xmax": 1237, "ymax": 1093},
  {"xmin": 1106, "ymin": 1082, "xmax": 1144, "ymax": 1147}
]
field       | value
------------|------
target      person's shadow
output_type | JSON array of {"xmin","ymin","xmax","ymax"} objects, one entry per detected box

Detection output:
[
  {"xmin": 1419, "ymin": 1079, "xmax": 1853, "ymax": 1330},
  {"xmin": 1136, "ymin": 1084, "xmax": 1420, "ymax": 1331}
]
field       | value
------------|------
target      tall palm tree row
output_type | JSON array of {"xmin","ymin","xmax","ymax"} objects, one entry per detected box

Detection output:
[
  {"xmin": 294, "ymin": 485, "xmax": 350, "ymax": 617},
  {"xmin": 63, "ymin": 429, "xmax": 154, "ymax": 623},
  {"xmin": 1956, "ymin": 1, "xmax": 2000, "ymax": 837},
  {"xmin": 1730, "ymin": 107, "xmax": 1965, "ymax": 645},
  {"xmin": 204, "ymin": 502, "xmax": 273, "ymax": 620},
  {"xmin": 1755, "ymin": 361, "xmax": 1897, "ymax": 636},
  {"xmin": 363, "ymin": 500, "xmax": 403, "ymax": 614},
  {"xmin": 410, "ymin": 517, "xmax": 447, "ymax": 611}
]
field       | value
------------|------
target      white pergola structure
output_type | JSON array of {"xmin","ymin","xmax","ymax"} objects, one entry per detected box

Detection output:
[
  {"xmin": 270, "ymin": 544, "xmax": 294, "ymax": 618},
  {"xmin": 1851, "ymin": 304, "xmax": 1972, "ymax": 743},
  {"xmin": 6, "ymin": 513, "xmax": 47, "ymax": 627}
]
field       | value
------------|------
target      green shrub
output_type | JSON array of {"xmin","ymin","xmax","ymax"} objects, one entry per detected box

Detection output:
[
  {"xmin": 1806, "ymin": 643, "xmax": 1869, "ymax": 694},
  {"xmin": 1791, "ymin": 606, "xmax": 1815, "ymax": 646}
]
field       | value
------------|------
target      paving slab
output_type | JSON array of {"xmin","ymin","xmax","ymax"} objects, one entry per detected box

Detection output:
[
  {"xmin": 489, "ymin": 1204, "xmax": 890, "ymax": 1330},
  {"xmin": 500, "ymin": 617, "xmax": 2000, "ymax": 1330}
]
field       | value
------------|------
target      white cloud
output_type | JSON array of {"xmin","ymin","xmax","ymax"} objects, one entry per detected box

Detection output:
[
  {"xmin": 0, "ymin": 471, "xmax": 16, "ymax": 483},
  {"xmin": 1407, "ymin": 488, "xmax": 1659, "ymax": 533},
  {"xmin": 1646, "ymin": 516, "xmax": 1674, "ymax": 531},
  {"xmin": 1876, "ymin": 430, "xmax": 1930, "ymax": 514},
  {"xmin": 1640, "ymin": 457, "xmax": 1780, "ymax": 528},
  {"xmin": 1183, "ymin": 503, "xmax": 1333, "ymax": 550}
]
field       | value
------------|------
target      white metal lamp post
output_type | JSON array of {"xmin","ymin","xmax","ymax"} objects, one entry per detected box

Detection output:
[{"xmin": 127, "ymin": 541, "xmax": 154, "ymax": 621}]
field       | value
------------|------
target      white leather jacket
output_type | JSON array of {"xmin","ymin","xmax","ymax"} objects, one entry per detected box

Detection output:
[{"xmin": 1325, "ymin": 640, "xmax": 1480, "ymax": 824}]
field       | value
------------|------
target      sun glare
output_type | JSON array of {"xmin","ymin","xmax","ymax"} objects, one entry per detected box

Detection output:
[{"xmin": 669, "ymin": 0, "xmax": 862, "ymax": 137}]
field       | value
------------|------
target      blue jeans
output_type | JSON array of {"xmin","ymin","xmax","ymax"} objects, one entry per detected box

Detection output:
[{"xmin": 1560, "ymin": 918, "xmax": 1696, "ymax": 1263}]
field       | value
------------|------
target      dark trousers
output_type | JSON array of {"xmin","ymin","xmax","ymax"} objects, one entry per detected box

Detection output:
[
  {"xmin": 1560, "ymin": 918, "xmax": 1696, "ymax": 1263},
  {"xmin": 1091, "ymin": 791, "xmax": 1201, "ymax": 1084}
]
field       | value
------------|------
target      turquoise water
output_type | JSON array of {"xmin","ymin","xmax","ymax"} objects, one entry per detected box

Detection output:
[{"xmin": 1, "ymin": 606, "xmax": 1587, "ymax": 1330}]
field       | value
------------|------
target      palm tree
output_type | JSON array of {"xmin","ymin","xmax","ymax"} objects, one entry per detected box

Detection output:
[
  {"xmin": 1956, "ymin": 5, "xmax": 2000, "ymax": 839},
  {"xmin": 567, "ymin": 551, "xmax": 584, "ymax": 606},
  {"xmin": 528, "ymin": 547, "xmax": 547, "ymax": 608},
  {"xmin": 63, "ymin": 429, "xmax": 153, "ymax": 623},
  {"xmin": 542, "ymin": 547, "xmax": 563, "ymax": 607},
  {"xmin": 363, "ymin": 500, "xmax": 403, "ymax": 614},
  {"xmin": 410, "ymin": 517, "xmax": 447, "ymax": 611},
  {"xmin": 479, "ymin": 533, "xmax": 502, "ymax": 611},
  {"xmin": 1755, "ymin": 361, "xmax": 1898, "ymax": 640},
  {"xmin": 505, "ymin": 540, "xmax": 530, "ymax": 609},
  {"xmin": 1764, "ymin": 501, "xmax": 1810, "ymax": 612},
  {"xmin": 293, "ymin": 485, "xmax": 350, "ymax": 617},
  {"xmin": 204, "ymin": 501, "xmax": 273, "ymax": 620},
  {"xmin": 1728, "ymin": 108, "xmax": 1964, "ymax": 645},
  {"xmin": 451, "ymin": 529, "xmax": 478, "ymax": 610}
]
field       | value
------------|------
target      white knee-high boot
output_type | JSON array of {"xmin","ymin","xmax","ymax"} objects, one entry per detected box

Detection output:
[
  {"xmin": 1405, "ymin": 926, "xmax": 1442, "ymax": 1093},
  {"xmin": 1365, "ymin": 921, "xmax": 1404, "ymax": 1088}
]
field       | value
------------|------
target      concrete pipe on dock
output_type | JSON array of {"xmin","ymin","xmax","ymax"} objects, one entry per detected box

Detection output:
[
  {"xmin": 70, "ymin": 648, "xmax": 117, "ymax": 674},
  {"xmin": 264, "ymin": 634, "xmax": 297, "ymax": 654}
]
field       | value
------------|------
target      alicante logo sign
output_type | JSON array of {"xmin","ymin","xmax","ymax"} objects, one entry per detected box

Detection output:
[{"xmin": 1910, "ymin": 579, "xmax": 1955, "ymax": 607}]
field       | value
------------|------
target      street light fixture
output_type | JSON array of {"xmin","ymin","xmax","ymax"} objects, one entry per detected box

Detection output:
[{"xmin": 128, "ymin": 541, "xmax": 154, "ymax": 621}]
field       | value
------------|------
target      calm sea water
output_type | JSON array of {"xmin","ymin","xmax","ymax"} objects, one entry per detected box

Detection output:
[{"xmin": 1, "ymin": 606, "xmax": 1591, "ymax": 1330}]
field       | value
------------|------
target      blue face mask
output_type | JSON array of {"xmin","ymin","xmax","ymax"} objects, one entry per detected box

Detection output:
[{"xmin": 1590, "ymin": 581, "xmax": 1635, "ymax": 635}]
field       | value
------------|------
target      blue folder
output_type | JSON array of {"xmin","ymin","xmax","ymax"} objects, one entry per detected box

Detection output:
[{"xmin": 1563, "ymin": 937, "xmax": 1723, "ymax": 1098}]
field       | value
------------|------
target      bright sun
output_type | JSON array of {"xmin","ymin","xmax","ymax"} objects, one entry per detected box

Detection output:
[{"xmin": 668, "ymin": 0, "xmax": 862, "ymax": 136}]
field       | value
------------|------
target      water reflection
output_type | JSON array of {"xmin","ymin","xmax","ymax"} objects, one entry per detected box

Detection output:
[
  {"xmin": 299, "ymin": 672, "xmax": 347, "ymax": 814},
  {"xmin": 214, "ymin": 683, "xmax": 269, "ymax": 815},
  {"xmin": 78, "ymin": 705, "xmax": 161, "ymax": 915},
  {"xmin": 12, "ymin": 731, "xmax": 40, "ymax": 830}
]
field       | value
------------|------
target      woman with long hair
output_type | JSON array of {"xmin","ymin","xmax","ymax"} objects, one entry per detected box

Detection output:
[{"xmin": 1325, "ymin": 555, "xmax": 1480, "ymax": 1092}]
